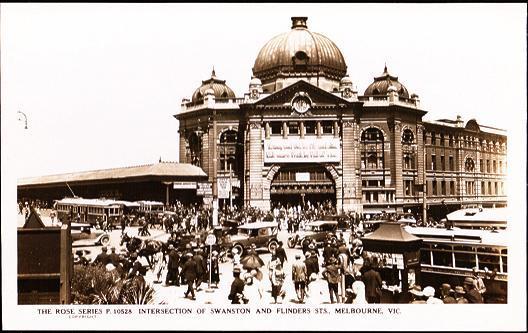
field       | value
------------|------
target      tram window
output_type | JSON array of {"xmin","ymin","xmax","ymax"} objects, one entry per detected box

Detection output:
[
  {"xmin": 420, "ymin": 250, "xmax": 431, "ymax": 265},
  {"xmin": 432, "ymin": 250, "xmax": 452, "ymax": 267},
  {"xmin": 477, "ymin": 253, "xmax": 501, "ymax": 272},
  {"xmin": 502, "ymin": 255, "xmax": 507, "ymax": 273},
  {"xmin": 304, "ymin": 121, "xmax": 316, "ymax": 134},
  {"xmin": 454, "ymin": 251, "xmax": 476, "ymax": 269}
]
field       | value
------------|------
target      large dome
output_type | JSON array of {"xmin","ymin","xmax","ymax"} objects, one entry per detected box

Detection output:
[
  {"xmin": 252, "ymin": 17, "xmax": 347, "ymax": 82},
  {"xmin": 364, "ymin": 66, "xmax": 409, "ymax": 98},
  {"xmin": 191, "ymin": 69, "xmax": 236, "ymax": 102}
]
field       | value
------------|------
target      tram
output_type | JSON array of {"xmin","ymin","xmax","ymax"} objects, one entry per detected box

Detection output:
[
  {"xmin": 54, "ymin": 197, "xmax": 124, "ymax": 225},
  {"xmin": 445, "ymin": 207, "xmax": 507, "ymax": 229},
  {"xmin": 136, "ymin": 200, "xmax": 164, "ymax": 216},
  {"xmin": 405, "ymin": 226, "xmax": 508, "ymax": 303}
]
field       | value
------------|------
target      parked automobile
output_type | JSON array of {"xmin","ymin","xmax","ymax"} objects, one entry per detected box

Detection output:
[
  {"xmin": 71, "ymin": 222, "xmax": 110, "ymax": 246},
  {"xmin": 287, "ymin": 220, "xmax": 338, "ymax": 249},
  {"xmin": 221, "ymin": 221, "xmax": 279, "ymax": 256}
]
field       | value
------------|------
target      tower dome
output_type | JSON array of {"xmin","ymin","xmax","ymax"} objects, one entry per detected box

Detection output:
[
  {"xmin": 364, "ymin": 65, "xmax": 409, "ymax": 98},
  {"xmin": 191, "ymin": 69, "xmax": 236, "ymax": 102},
  {"xmin": 252, "ymin": 17, "xmax": 347, "ymax": 92}
]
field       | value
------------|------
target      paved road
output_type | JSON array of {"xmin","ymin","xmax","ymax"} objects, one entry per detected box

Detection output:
[{"xmin": 78, "ymin": 226, "xmax": 353, "ymax": 305}]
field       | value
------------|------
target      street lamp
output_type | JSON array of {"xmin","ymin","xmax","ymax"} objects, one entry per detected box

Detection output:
[{"xmin": 17, "ymin": 111, "xmax": 28, "ymax": 129}]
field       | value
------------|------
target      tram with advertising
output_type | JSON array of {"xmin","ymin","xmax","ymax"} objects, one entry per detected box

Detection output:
[
  {"xmin": 404, "ymin": 225, "xmax": 508, "ymax": 303},
  {"xmin": 54, "ymin": 197, "xmax": 124, "ymax": 225}
]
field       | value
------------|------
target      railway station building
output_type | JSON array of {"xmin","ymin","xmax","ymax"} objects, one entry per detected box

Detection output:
[{"xmin": 175, "ymin": 17, "xmax": 507, "ymax": 216}]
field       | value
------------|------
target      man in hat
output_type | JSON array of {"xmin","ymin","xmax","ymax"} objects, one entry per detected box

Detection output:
[
  {"xmin": 193, "ymin": 246, "xmax": 207, "ymax": 291},
  {"xmin": 292, "ymin": 254, "xmax": 308, "ymax": 303},
  {"xmin": 423, "ymin": 286, "xmax": 443, "ymax": 304},
  {"xmin": 275, "ymin": 241, "xmax": 287, "ymax": 265},
  {"xmin": 408, "ymin": 285, "xmax": 426, "ymax": 304},
  {"xmin": 454, "ymin": 286, "xmax": 469, "ymax": 303},
  {"xmin": 93, "ymin": 246, "xmax": 110, "ymax": 266},
  {"xmin": 180, "ymin": 252, "xmax": 197, "ymax": 300},
  {"xmin": 127, "ymin": 252, "xmax": 143, "ymax": 279},
  {"xmin": 362, "ymin": 262, "xmax": 382, "ymax": 304},
  {"xmin": 440, "ymin": 283, "xmax": 457, "ymax": 304},
  {"xmin": 228, "ymin": 267, "xmax": 246, "ymax": 304},
  {"xmin": 108, "ymin": 247, "xmax": 121, "ymax": 266},
  {"xmin": 322, "ymin": 257, "xmax": 341, "ymax": 304},
  {"xmin": 165, "ymin": 244, "xmax": 180, "ymax": 286},
  {"xmin": 472, "ymin": 267, "xmax": 487, "ymax": 298},
  {"xmin": 464, "ymin": 277, "xmax": 483, "ymax": 303}
]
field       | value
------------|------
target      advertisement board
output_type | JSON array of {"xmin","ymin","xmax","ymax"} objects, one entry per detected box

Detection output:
[{"xmin": 264, "ymin": 136, "xmax": 341, "ymax": 163}]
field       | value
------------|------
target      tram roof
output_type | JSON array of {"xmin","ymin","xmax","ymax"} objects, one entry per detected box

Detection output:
[
  {"xmin": 55, "ymin": 197, "xmax": 123, "ymax": 207},
  {"xmin": 18, "ymin": 162, "xmax": 206, "ymax": 187},
  {"xmin": 404, "ymin": 226, "xmax": 508, "ymax": 247},
  {"xmin": 446, "ymin": 207, "xmax": 507, "ymax": 222}
]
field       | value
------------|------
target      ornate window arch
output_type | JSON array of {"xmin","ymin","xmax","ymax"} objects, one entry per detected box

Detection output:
[
  {"xmin": 188, "ymin": 132, "xmax": 202, "ymax": 167},
  {"xmin": 464, "ymin": 157, "xmax": 475, "ymax": 172},
  {"xmin": 360, "ymin": 127, "xmax": 385, "ymax": 170},
  {"xmin": 219, "ymin": 129, "xmax": 239, "ymax": 173}
]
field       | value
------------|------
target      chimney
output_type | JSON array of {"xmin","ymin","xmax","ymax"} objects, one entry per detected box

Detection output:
[{"xmin": 291, "ymin": 17, "xmax": 308, "ymax": 29}]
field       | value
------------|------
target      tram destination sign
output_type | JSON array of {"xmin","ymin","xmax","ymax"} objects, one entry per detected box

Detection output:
[{"xmin": 264, "ymin": 137, "xmax": 341, "ymax": 163}]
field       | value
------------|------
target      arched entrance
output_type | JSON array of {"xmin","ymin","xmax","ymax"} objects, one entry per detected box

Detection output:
[{"xmin": 269, "ymin": 163, "xmax": 336, "ymax": 208}]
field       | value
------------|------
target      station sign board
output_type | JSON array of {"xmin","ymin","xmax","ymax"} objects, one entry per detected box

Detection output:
[
  {"xmin": 264, "ymin": 137, "xmax": 341, "ymax": 163},
  {"xmin": 196, "ymin": 182, "xmax": 212, "ymax": 196},
  {"xmin": 173, "ymin": 181, "xmax": 197, "ymax": 189},
  {"xmin": 217, "ymin": 177, "xmax": 241, "ymax": 199}
]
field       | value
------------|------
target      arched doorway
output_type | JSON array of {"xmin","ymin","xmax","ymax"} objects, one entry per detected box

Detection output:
[{"xmin": 270, "ymin": 163, "xmax": 336, "ymax": 208}]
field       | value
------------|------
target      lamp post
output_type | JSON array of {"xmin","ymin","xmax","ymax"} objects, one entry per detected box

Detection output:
[{"xmin": 17, "ymin": 111, "xmax": 28, "ymax": 129}]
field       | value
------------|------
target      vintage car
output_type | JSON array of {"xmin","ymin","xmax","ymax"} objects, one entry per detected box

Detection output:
[
  {"xmin": 221, "ymin": 221, "xmax": 279, "ymax": 256},
  {"xmin": 71, "ymin": 222, "xmax": 110, "ymax": 246},
  {"xmin": 287, "ymin": 220, "xmax": 338, "ymax": 249}
]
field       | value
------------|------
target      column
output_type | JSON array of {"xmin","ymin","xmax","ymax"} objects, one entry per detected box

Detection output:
[
  {"xmin": 341, "ymin": 117, "xmax": 361, "ymax": 212},
  {"xmin": 247, "ymin": 121, "xmax": 269, "ymax": 211},
  {"xmin": 390, "ymin": 120, "xmax": 404, "ymax": 202}
]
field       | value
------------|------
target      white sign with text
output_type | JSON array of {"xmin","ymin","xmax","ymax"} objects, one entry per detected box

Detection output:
[{"xmin": 264, "ymin": 136, "xmax": 341, "ymax": 163}]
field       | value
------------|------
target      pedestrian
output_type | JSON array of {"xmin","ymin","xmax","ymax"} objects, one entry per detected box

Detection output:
[
  {"xmin": 351, "ymin": 273, "xmax": 367, "ymax": 304},
  {"xmin": 93, "ymin": 246, "xmax": 110, "ymax": 266},
  {"xmin": 423, "ymin": 286, "xmax": 443, "ymax": 304},
  {"xmin": 120, "ymin": 215, "xmax": 127, "ymax": 234},
  {"xmin": 165, "ymin": 245, "xmax": 180, "ymax": 286},
  {"xmin": 304, "ymin": 251, "xmax": 319, "ymax": 292},
  {"xmin": 228, "ymin": 267, "xmax": 247, "ymax": 304},
  {"xmin": 210, "ymin": 250, "xmax": 220, "ymax": 288},
  {"xmin": 151, "ymin": 248, "xmax": 166, "ymax": 284},
  {"xmin": 322, "ymin": 257, "xmax": 341, "ymax": 304},
  {"xmin": 338, "ymin": 245, "xmax": 354, "ymax": 290},
  {"xmin": 270, "ymin": 261, "xmax": 286, "ymax": 304},
  {"xmin": 472, "ymin": 267, "xmax": 487, "ymax": 299},
  {"xmin": 244, "ymin": 269, "xmax": 263, "ymax": 302},
  {"xmin": 275, "ymin": 241, "xmax": 288, "ymax": 265},
  {"xmin": 362, "ymin": 262, "xmax": 382, "ymax": 304},
  {"xmin": 127, "ymin": 252, "xmax": 145, "ymax": 281},
  {"xmin": 193, "ymin": 247, "xmax": 207, "ymax": 291},
  {"xmin": 180, "ymin": 252, "xmax": 197, "ymax": 300},
  {"xmin": 463, "ymin": 277, "xmax": 483, "ymax": 303},
  {"xmin": 408, "ymin": 285, "xmax": 426, "ymax": 304},
  {"xmin": 439, "ymin": 283, "xmax": 456, "ymax": 304},
  {"xmin": 232, "ymin": 247, "xmax": 241, "ymax": 269},
  {"xmin": 454, "ymin": 285, "xmax": 469, "ymax": 304},
  {"xmin": 292, "ymin": 254, "xmax": 307, "ymax": 303}
]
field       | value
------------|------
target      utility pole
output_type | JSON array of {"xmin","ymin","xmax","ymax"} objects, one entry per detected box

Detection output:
[
  {"xmin": 229, "ymin": 162, "xmax": 233, "ymax": 210},
  {"xmin": 212, "ymin": 109, "xmax": 219, "ymax": 227},
  {"xmin": 422, "ymin": 148, "xmax": 427, "ymax": 224}
]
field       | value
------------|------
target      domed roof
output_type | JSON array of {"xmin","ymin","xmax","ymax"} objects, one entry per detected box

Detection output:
[
  {"xmin": 364, "ymin": 65, "xmax": 409, "ymax": 98},
  {"xmin": 191, "ymin": 69, "xmax": 236, "ymax": 102},
  {"xmin": 252, "ymin": 17, "xmax": 347, "ymax": 81}
]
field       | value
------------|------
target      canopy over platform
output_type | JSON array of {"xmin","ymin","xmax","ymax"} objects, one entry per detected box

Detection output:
[{"xmin": 361, "ymin": 222, "xmax": 422, "ymax": 253}]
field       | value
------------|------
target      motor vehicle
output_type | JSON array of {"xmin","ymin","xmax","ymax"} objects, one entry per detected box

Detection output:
[
  {"xmin": 70, "ymin": 222, "xmax": 110, "ymax": 246},
  {"xmin": 221, "ymin": 221, "xmax": 279, "ymax": 256},
  {"xmin": 287, "ymin": 220, "xmax": 338, "ymax": 249},
  {"xmin": 397, "ymin": 214, "xmax": 417, "ymax": 225}
]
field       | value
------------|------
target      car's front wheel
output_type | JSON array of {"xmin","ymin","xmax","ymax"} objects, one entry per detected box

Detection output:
[
  {"xmin": 267, "ymin": 239, "xmax": 279, "ymax": 253},
  {"xmin": 232, "ymin": 244, "xmax": 244, "ymax": 257},
  {"xmin": 99, "ymin": 235, "xmax": 110, "ymax": 246}
]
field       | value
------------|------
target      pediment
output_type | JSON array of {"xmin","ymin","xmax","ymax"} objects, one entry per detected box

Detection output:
[{"xmin": 253, "ymin": 80, "xmax": 352, "ymax": 109}]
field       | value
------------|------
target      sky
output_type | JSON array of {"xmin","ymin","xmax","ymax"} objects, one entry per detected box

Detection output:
[{"xmin": 1, "ymin": 3, "xmax": 526, "ymax": 178}]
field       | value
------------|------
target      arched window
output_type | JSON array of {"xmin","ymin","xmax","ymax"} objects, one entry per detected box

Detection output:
[
  {"xmin": 219, "ymin": 130, "xmax": 239, "ymax": 173},
  {"xmin": 361, "ymin": 128, "xmax": 384, "ymax": 170},
  {"xmin": 402, "ymin": 129, "xmax": 416, "ymax": 170},
  {"xmin": 465, "ymin": 157, "xmax": 475, "ymax": 172},
  {"xmin": 188, "ymin": 132, "xmax": 202, "ymax": 167}
]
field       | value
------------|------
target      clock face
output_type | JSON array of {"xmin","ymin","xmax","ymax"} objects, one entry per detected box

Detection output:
[{"xmin": 292, "ymin": 96, "xmax": 310, "ymax": 114}]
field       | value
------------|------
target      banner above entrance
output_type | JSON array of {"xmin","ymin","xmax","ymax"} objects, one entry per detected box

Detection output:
[{"xmin": 264, "ymin": 137, "xmax": 341, "ymax": 163}]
